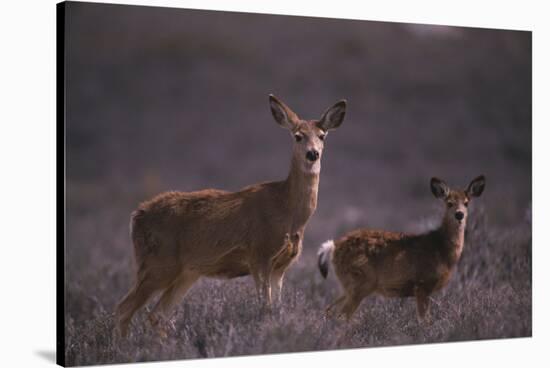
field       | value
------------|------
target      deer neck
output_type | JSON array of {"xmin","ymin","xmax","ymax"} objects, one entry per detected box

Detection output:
[
  {"xmin": 438, "ymin": 217, "xmax": 466, "ymax": 265},
  {"xmin": 284, "ymin": 157, "xmax": 320, "ymax": 233}
]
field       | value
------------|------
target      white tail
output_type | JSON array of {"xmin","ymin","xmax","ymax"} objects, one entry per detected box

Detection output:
[{"xmin": 317, "ymin": 240, "xmax": 335, "ymax": 279}]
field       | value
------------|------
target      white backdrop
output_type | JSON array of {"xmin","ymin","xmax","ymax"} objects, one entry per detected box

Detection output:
[{"xmin": 0, "ymin": 0, "xmax": 547, "ymax": 367}]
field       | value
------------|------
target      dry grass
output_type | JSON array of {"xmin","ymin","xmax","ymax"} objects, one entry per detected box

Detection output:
[
  {"xmin": 63, "ymin": 3, "xmax": 531, "ymax": 366},
  {"xmin": 65, "ymin": 204, "xmax": 531, "ymax": 366}
]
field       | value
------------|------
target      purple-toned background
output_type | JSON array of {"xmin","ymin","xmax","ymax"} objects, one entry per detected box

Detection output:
[{"xmin": 64, "ymin": 2, "xmax": 531, "ymax": 365}]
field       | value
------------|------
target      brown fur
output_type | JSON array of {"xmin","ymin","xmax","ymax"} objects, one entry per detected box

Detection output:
[
  {"xmin": 115, "ymin": 95, "xmax": 346, "ymax": 336},
  {"xmin": 319, "ymin": 176, "xmax": 485, "ymax": 321}
]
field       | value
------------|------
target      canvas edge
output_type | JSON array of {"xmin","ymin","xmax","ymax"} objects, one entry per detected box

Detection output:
[{"xmin": 56, "ymin": 1, "xmax": 67, "ymax": 367}]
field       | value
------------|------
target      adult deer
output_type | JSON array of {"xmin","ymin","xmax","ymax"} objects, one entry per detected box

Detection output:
[
  {"xmin": 115, "ymin": 95, "xmax": 347, "ymax": 336},
  {"xmin": 318, "ymin": 175, "xmax": 486, "ymax": 321}
]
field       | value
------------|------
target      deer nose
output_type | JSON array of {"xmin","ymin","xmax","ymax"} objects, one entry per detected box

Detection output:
[
  {"xmin": 455, "ymin": 211, "xmax": 464, "ymax": 221},
  {"xmin": 306, "ymin": 150, "xmax": 319, "ymax": 162}
]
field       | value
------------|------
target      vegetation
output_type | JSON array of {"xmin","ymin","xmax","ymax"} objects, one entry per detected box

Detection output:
[{"xmin": 64, "ymin": 3, "xmax": 531, "ymax": 365}]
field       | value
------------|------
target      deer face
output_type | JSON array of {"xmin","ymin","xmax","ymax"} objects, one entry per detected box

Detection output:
[
  {"xmin": 269, "ymin": 95, "xmax": 346, "ymax": 174},
  {"xmin": 290, "ymin": 121, "xmax": 327, "ymax": 174},
  {"xmin": 431, "ymin": 176, "xmax": 486, "ymax": 227}
]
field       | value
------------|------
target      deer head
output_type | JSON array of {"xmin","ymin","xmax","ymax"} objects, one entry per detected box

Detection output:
[
  {"xmin": 269, "ymin": 94, "xmax": 346, "ymax": 174},
  {"xmin": 430, "ymin": 175, "xmax": 486, "ymax": 229}
]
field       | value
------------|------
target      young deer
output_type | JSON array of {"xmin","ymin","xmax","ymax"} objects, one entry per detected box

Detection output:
[
  {"xmin": 115, "ymin": 95, "xmax": 347, "ymax": 337},
  {"xmin": 318, "ymin": 175, "xmax": 486, "ymax": 321}
]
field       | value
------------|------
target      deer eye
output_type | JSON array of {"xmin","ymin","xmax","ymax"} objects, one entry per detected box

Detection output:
[
  {"xmin": 447, "ymin": 202, "xmax": 453, "ymax": 208},
  {"xmin": 294, "ymin": 134, "xmax": 303, "ymax": 142},
  {"xmin": 319, "ymin": 134, "xmax": 326, "ymax": 141}
]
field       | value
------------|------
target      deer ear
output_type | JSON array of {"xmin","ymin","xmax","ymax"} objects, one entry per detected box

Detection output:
[
  {"xmin": 317, "ymin": 100, "xmax": 347, "ymax": 131},
  {"xmin": 430, "ymin": 177, "xmax": 449, "ymax": 199},
  {"xmin": 269, "ymin": 94, "xmax": 299, "ymax": 130},
  {"xmin": 466, "ymin": 175, "xmax": 486, "ymax": 197}
]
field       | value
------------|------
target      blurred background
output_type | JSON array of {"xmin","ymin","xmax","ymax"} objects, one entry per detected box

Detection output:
[{"xmin": 64, "ymin": 2, "xmax": 531, "ymax": 365}]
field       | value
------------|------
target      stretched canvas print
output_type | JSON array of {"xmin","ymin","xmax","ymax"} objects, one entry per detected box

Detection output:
[{"xmin": 57, "ymin": 1, "xmax": 532, "ymax": 366}]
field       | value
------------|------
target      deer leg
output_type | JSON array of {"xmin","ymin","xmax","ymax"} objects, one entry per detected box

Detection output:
[
  {"xmin": 414, "ymin": 286, "xmax": 432, "ymax": 322},
  {"xmin": 262, "ymin": 270, "xmax": 273, "ymax": 309},
  {"xmin": 336, "ymin": 281, "xmax": 376, "ymax": 322},
  {"xmin": 270, "ymin": 269, "xmax": 285, "ymax": 305},
  {"xmin": 325, "ymin": 295, "xmax": 346, "ymax": 318},
  {"xmin": 115, "ymin": 274, "xmax": 161, "ymax": 337},
  {"xmin": 337, "ymin": 292, "xmax": 365, "ymax": 321},
  {"xmin": 252, "ymin": 271, "xmax": 271, "ymax": 305},
  {"xmin": 149, "ymin": 272, "xmax": 199, "ymax": 337},
  {"xmin": 332, "ymin": 271, "xmax": 376, "ymax": 321},
  {"xmin": 252, "ymin": 271, "xmax": 262, "ymax": 303},
  {"xmin": 252, "ymin": 263, "xmax": 273, "ymax": 311},
  {"xmin": 268, "ymin": 232, "xmax": 300, "ymax": 306}
]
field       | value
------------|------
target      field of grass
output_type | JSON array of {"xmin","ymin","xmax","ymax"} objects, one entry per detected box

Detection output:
[
  {"xmin": 65, "ymin": 201, "xmax": 531, "ymax": 366},
  {"xmin": 63, "ymin": 3, "xmax": 531, "ymax": 366}
]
